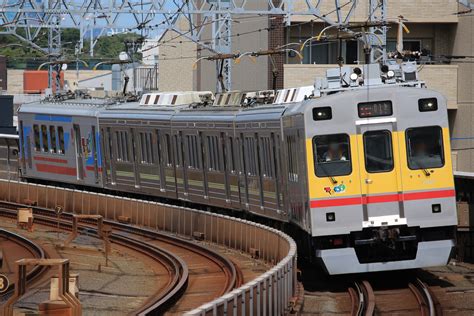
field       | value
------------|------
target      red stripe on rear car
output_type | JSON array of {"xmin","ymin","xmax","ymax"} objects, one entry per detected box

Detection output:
[
  {"xmin": 310, "ymin": 189, "xmax": 455, "ymax": 208},
  {"xmin": 34, "ymin": 156, "xmax": 68, "ymax": 164},
  {"xmin": 36, "ymin": 163, "xmax": 77, "ymax": 176}
]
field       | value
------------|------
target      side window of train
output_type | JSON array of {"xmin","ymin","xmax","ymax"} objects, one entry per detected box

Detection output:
[
  {"xmin": 286, "ymin": 134, "xmax": 299, "ymax": 182},
  {"xmin": 57, "ymin": 126, "xmax": 65, "ymax": 154},
  {"xmin": 244, "ymin": 136, "xmax": 257, "ymax": 176},
  {"xmin": 260, "ymin": 136, "xmax": 274, "ymax": 178},
  {"xmin": 228, "ymin": 137, "xmax": 236, "ymax": 173},
  {"xmin": 207, "ymin": 135, "xmax": 221, "ymax": 171},
  {"xmin": 313, "ymin": 134, "xmax": 352, "ymax": 177},
  {"xmin": 187, "ymin": 134, "xmax": 201, "ymax": 169},
  {"xmin": 41, "ymin": 125, "xmax": 49, "ymax": 152},
  {"xmin": 406, "ymin": 126, "xmax": 444, "ymax": 170},
  {"xmin": 139, "ymin": 132, "xmax": 155, "ymax": 164},
  {"xmin": 33, "ymin": 125, "xmax": 40, "ymax": 151},
  {"xmin": 164, "ymin": 134, "xmax": 172, "ymax": 166},
  {"xmin": 363, "ymin": 130, "xmax": 394, "ymax": 173},
  {"xmin": 49, "ymin": 126, "xmax": 57, "ymax": 154},
  {"xmin": 115, "ymin": 130, "xmax": 130, "ymax": 162},
  {"xmin": 173, "ymin": 135, "xmax": 182, "ymax": 167}
]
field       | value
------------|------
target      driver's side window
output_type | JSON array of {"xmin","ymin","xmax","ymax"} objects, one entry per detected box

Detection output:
[{"xmin": 313, "ymin": 134, "xmax": 352, "ymax": 177}]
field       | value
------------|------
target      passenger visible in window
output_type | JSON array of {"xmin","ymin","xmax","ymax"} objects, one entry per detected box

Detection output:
[
  {"xmin": 407, "ymin": 126, "xmax": 444, "ymax": 169},
  {"xmin": 313, "ymin": 134, "xmax": 351, "ymax": 177},
  {"xmin": 323, "ymin": 143, "xmax": 347, "ymax": 162}
]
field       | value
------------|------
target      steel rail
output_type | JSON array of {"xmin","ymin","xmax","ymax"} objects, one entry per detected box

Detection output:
[
  {"xmin": 0, "ymin": 208, "xmax": 189, "ymax": 315},
  {"xmin": 0, "ymin": 180, "xmax": 297, "ymax": 316},
  {"xmin": 0, "ymin": 202, "xmax": 242, "ymax": 314},
  {"xmin": 0, "ymin": 200, "xmax": 242, "ymax": 296},
  {"xmin": 409, "ymin": 278, "xmax": 440, "ymax": 316},
  {"xmin": 0, "ymin": 229, "xmax": 47, "ymax": 297},
  {"xmin": 353, "ymin": 280, "xmax": 375, "ymax": 316}
]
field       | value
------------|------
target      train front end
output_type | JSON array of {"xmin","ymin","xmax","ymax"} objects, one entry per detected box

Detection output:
[{"xmin": 305, "ymin": 66, "xmax": 457, "ymax": 274}]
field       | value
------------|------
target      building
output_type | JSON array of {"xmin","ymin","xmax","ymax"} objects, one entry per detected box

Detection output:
[
  {"xmin": 154, "ymin": 1, "xmax": 474, "ymax": 172},
  {"xmin": 283, "ymin": 1, "xmax": 474, "ymax": 173}
]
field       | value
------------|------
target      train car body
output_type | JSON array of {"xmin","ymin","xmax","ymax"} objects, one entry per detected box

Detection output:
[{"xmin": 17, "ymin": 64, "xmax": 457, "ymax": 274}]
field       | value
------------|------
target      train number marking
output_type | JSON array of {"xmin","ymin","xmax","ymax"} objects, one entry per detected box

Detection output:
[{"xmin": 0, "ymin": 274, "xmax": 10, "ymax": 294}]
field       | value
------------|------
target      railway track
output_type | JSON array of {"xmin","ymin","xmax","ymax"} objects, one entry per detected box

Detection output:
[
  {"xmin": 348, "ymin": 278, "xmax": 442, "ymax": 316},
  {"xmin": 0, "ymin": 229, "xmax": 48, "ymax": 298},
  {"xmin": 0, "ymin": 201, "xmax": 243, "ymax": 314}
]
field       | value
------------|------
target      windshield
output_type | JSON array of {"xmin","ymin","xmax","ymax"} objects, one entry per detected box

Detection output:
[
  {"xmin": 406, "ymin": 126, "xmax": 444, "ymax": 170},
  {"xmin": 364, "ymin": 130, "xmax": 394, "ymax": 173},
  {"xmin": 313, "ymin": 134, "xmax": 351, "ymax": 177}
]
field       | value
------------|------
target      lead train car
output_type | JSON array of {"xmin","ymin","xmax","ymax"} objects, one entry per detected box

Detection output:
[{"xmin": 18, "ymin": 85, "xmax": 457, "ymax": 275}]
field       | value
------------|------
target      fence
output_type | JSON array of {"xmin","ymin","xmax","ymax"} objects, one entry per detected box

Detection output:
[{"xmin": 0, "ymin": 179, "xmax": 297, "ymax": 315}]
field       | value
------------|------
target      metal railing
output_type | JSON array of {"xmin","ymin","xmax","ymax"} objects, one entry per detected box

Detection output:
[{"xmin": 0, "ymin": 179, "xmax": 297, "ymax": 315}]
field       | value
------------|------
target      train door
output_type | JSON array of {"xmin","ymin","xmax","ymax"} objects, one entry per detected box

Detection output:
[
  {"xmin": 221, "ymin": 132, "xmax": 231, "ymax": 205},
  {"xmin": 18, "ymin": 121, "xmax": 27, "ymax": 172},
  {"xmin": 162, "ymin": 132, "xmax": 177, "ymax": 198},
  {"xmin": 156, "ymin": 130, "xmax": 165, "ymax": 192},
  {"xmin": 130, "ymin": 128, "xmax": 140, "ymax": 188},
  {"xmin": 238, "ymin": 133, "xmax": 249, "ymax": 209},
  {"xmin": 73, "ymin": 124, "xmax": 84, "ymax": 181},
  {"xmin": 91, "ymin": 126, "xmax": 99, "ymax": 183},
  {"xmin": 357, "ymin": 120, "xmax": 403, "ymax": 224},
  {"xmin": 175, "ymin": 131, "xmax": 188, "ymax": 200},
  {"xmin": 227, "ymin": 135, "xmax": 241, "ymax": 209},
  {"xmin": 103, "ymin": 127, "xmax": 116, "ymax": 185}
]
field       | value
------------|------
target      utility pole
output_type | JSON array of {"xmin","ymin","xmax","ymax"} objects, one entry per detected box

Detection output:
[
  {"xmin": 210, "ymin": 0, "xmax": 232, "ymax": 92},
  {"xmin": 48, "ymin": 0, "xmax": 62, "ymax": 94},
  {"xmin": 369, "ymin": 0, "xmax": 388, "ymax": 63}
]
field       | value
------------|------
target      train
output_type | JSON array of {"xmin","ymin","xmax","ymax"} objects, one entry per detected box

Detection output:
[{"xmin": 16, "ymin": 62, "xmax": 457, "ymax": 274}]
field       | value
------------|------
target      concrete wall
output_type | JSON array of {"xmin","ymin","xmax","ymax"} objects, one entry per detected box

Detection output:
[
  {"xmin": 195, "ymin": 2, "xmax": 270, "ymax": 92},
  {"xmin": 6, "ymin": 69, "xmax": 110, "ymax": 94},
  {"xmin": 157, "ymin": 29, "xmax": 196, "ymax": 92},
  {"xmin": 449, "ymin": 6, "xmax": 474, "ymax": 172},
  {"xmin": 292, "ymin": 0, "xmax": 458, "ymax": 23}
]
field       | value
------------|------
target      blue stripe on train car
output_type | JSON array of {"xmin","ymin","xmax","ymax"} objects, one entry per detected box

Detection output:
[
  {"xmin": 64, "ymin": 132, "xmax": 70, "ymax": 151},
  {"xmin": 35, "ymin": 114, "xmax": 73, "ymax": 123},
  {"xmin": 21, "ymin": 126, "xmax": 31, "ymax": 159},
  {"xmin": 96, "ymin": 131, "xmax": 102, "ymax": 167}
]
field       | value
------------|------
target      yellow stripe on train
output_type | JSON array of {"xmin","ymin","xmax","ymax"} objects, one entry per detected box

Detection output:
[{"xmin": 306, "ymin": 127, "xmax": 454, "ymax": 200}]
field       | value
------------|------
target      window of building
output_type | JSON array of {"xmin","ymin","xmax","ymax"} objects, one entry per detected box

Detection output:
[
  {"xmin": 406, "ymin": 126, "xmax": 444, "ymax": 170},
  {"xmin": 313, "ymin": 134, "xmax": 351, "ymax": 177},
  {"xmin": 33, "ymin": 124, "xmax": 40, "ymax": 151},
  {"xmin": 363, "ymin": 130, "xmax": 394, "ymax": 173},
  {"xmin": 387, "ymin": 40, "xmax": 422, "ymax": 53},
  {"xmin": 41, "ymin": 125, "xmax": 49, "ymax": 152},
  {"xmin": 49, "ymin": 126, "xmax": 57, "ymax": 153}
]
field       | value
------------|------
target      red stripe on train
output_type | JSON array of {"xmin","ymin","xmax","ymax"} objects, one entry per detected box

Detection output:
[
  {"xmin": 36, "ymin": 163, "xmax": 77, "ymax": 176},
  {"xmin": 33, "ymin": 156, "xmax": 68, "ymax": 164},
  {"xmin": 85, "ymin": 166, "xmax": 102, "ymax": 172},
  {"xmin": 310, "ymin": 189, "xmax": 455, "ymax": 208}
]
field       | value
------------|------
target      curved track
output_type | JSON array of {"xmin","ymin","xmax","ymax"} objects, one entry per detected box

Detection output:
[
  {"xmin": 349, "ymin": 278, "xmax": 441, "ymax": 316},
  {"xmin": 0, "ymin": 202, "xmax": 243, "ymax": 314},
  {"xmin": 0, "ymin": 229, "xmax": 47, "ymax": 297}
]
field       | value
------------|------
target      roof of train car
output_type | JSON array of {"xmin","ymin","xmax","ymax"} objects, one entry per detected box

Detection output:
[
  {"xmin": 18, "ymin": 85, "xmax": 445, "ymax": 125},
  {"xmin": 18, "ymin": 98, "xmax": 112, "ymax": 117}
]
